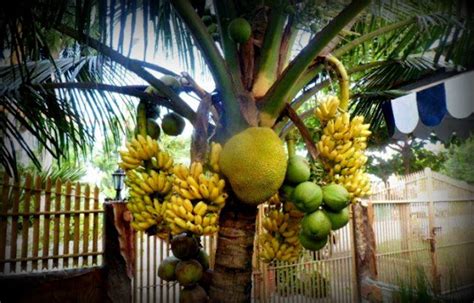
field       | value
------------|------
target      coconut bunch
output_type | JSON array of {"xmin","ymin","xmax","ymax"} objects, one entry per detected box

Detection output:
[
  {"xmin": 158, "ymin": 233, "xmax": 212, "ymax": 303},
  {"xmin": 261, "ymin": 144, "xmax": 350, "ymax": 261}
]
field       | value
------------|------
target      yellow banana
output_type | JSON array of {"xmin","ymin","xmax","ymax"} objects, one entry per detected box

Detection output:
[
  {"xmin": 199, "ymin": 184, "xmax": 210, "ymax": 199},
  {"xmin": 174, "ymin": 217, "xmax": 188, "ymax": 229},
  {"xmin": 194, "ymin": 201, "xmax": 208, "ymax": 216},
  {"xmin": 194, "ymin": 214, "xmax": 203, "ymax": 225},
  {"xmin": 182, "ymin": 199, "xmax": 194, "ymax": 213}
]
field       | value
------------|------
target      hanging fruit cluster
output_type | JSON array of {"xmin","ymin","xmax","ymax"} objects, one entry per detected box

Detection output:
[
  {"xmin": 257, "ymin": 129, "xmax": 356, "ymax": 263},
  {"xmin": 315, "ymin": 96, "xmax": 372, "ymax": 201},
  {"xmin": 119, "ymin": 84, "xmax": 228, "ymax": 239},
  {"xmin": 119, "ymin": 134, "xmax": 174, "ymax": 234},
  {"xmin": 158, "ymin": 233, "xmax": 212, "ymax": 303},
  {"xmin": 120, "ymin": 138, "xmax": 227, "ymax": 238},
  {"xmin": 258, "ymin": 195, "xmax": 304, "ymax": 263},
  {"xmin": 163, "ymin": 159, "xmax": 227, "ymax": 236}
]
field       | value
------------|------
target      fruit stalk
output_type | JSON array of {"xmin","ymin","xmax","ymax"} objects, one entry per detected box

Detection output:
[{"xmin": 285, "ymin": 131, "xmax": 297, "ymax": 158}]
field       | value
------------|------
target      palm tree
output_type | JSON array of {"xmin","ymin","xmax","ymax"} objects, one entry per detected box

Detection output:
[{"xmin": 1, "ymin": 0, "xmax": 472, "ymax": 301}]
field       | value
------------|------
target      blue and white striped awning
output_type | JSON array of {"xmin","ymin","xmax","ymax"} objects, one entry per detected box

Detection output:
[{"xmin": 383, "ymin": 70, "xmax": 474, "ymax": 141}]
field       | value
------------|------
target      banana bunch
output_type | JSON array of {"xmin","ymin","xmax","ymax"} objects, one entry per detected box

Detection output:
[
  {"xmin": 163, "ymin": 161, "xmax": 227, "ymax": 236},
  {"xmin": 266, "ymin": 194, "xmax": 281, "ymax": 206},
  {"xmin": 334, "ymin": 170, "xmax": 371, "ymax": 200},
  {"xmin": 150, "ymin": 150, "xmax": 174, "ymax": 173},
  {"xmin": 314, "ymin": 95, "xmax": 340, "ymax": 122},
  {"xmin": 258, "ymin": 205, "xmax": 302, "ymax": 263},
  {"xmin": 208, "ymin": 142, "xmax": 222, "ymax": 173},
  {"xmin": 119, "ymin": 133, "xmax": 177, "ymax": 235},
  {"xmin": 119, "ymin": 135, "xmax": 160, "ymax": 170},
  {"xmin": 124, "ymin": 168, "xmax": 174, "ymax": 233},
  {"xmin": 163, "ymin": 196, "xmax": 219, "ymax": 236},
  {"xmin": 127, "ymin": 193, "xmax": 164, "ymax": 231},
  {"xmin": 125, "ymin": 169, "xmax": 173, "ymax": 197},
  {"xmin": 314, "ymin": 98, "xmax": 372, "ymax": 201}
]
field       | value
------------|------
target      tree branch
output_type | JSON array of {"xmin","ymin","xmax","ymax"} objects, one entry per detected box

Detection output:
[
  {"xmin": 39, "ymin": 82, "xmax": 197, "ymax": 122},
  {"xmin": 53, "ymin": 24, "xmax": 197, "ymax": 124},
  {"xmin": 258, "ymin": 0, "xmax": 370, "ymax": 127},
  {"xmin": 180, "ymin": 72, "xmax": 219, "ymax": 123},
  {"xmin": 282, "ymin": 104, "xmax": 319, "ymax": 161}
]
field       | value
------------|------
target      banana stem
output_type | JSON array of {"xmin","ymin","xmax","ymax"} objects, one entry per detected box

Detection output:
[
  {"xmin": 285, "ymin": 131, "xmax": 297, "ymax": 158},
  {"xmin": 325, "ymin": 55, "xmax": 349, "ymax": 110},
  {"xmin": 137, "ymin": 100, "xmax": 148, "ymax": 137}
]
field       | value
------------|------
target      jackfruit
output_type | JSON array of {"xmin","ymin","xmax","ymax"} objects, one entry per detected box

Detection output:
[{"xmin": 219, "ymin": 127, "xmax": 287, "ymax": 205}]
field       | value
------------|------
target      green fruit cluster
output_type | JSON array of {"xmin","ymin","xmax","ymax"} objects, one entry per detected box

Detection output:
[
  {"xmin": 281, "ymin": 154, "xmax": 351, "ymax": 252},
  {"xmin": 144, "ymin": 75, "xmax": 186, "ymax": 137},
  {"xmin": 157, "ymin": 233, "xmax": 212, "ymax": 303}
]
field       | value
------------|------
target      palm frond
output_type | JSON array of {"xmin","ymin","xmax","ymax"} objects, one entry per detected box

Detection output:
[
  {"xmin": 0, "ymin": 1, "xmax": 206, "ymax": 75},
  {"xmin": 0, "ymin": 56, "xmax": 136, "ymax": 176}
]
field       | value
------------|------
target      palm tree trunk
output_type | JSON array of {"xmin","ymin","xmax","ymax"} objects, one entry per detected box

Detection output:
[{"xmin": 210, "ymin": 198, "xmax": 258, "ymax": 303}]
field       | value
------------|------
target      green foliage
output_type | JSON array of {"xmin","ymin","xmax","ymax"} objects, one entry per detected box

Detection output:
[
  {"xmin": 396, "ymin": 266, "xmax": 436, "ymax": 303},
  {"xmin": 367, "ymin": 137, "xmax": 446, "ymax": 181},
  {"xmin": 275, "ymin": 265, "xmax": 329, "ymax": 298},
  {"xmin": 442, "ymin": 136, "xmax": 474, "ymax": 184}
]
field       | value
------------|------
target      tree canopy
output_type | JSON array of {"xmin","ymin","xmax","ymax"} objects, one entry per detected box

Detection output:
[{"xmin": 1, "ymin": 0, "xmax": 473, "ymax": 176}]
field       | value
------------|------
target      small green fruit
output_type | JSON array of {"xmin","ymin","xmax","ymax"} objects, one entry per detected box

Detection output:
[
  {"xmin": 285, "ymin": 155, "xmax": 311, "ymax": 184},
  {"xmin": 298, "ymin": 232, "xmax": 328, "ymax": 251},
  {"xmin": 179, "ymin": 285, "xmax": 208, "ymax": 303},
  {"xmin": 201, "ymin": 15, "xmax": 213, "ymax": 26},
  {"xmin": 228, "ymin": 18, "xmax": 252, "ymax": 43},
  {"xmin": 207, "ymin": 23, "xmax": 218, "ymax": 34},
  {"xmin": 146, "ymin": 118, "xmax": 161, "ymax": 139},
  {"xmin": 161, "ymin": 112, "xmax": 186, "ymax": 136},
  {"xmin": 291, "ymin": 181, "xmax": 323, "ymax": 213},
  {"xmin": 323, "ymin": 206, "xmax": 350, "ymax": 230},
  {"xmin": 175, "ymin": 259, "xmax": 203, "ymax": 287},
  {"xmin": 171, "ymin": 233, "xmax": 200, "ymax": 260},
  {"xmin": 157, "ymin": 256, "xmax": 179, "ymax": 281},
  {"xmin": 322, "ymin": 184, "xmax": 350, "ymax": 212},
  {"xmin": 301, "ymin": 210, "xmax": 332, "ymax": 239}
]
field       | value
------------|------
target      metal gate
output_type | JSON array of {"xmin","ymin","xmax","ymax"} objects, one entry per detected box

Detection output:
[{"xmin": 369, "ymin": 168, "xmax": 474, "ymax": 298}]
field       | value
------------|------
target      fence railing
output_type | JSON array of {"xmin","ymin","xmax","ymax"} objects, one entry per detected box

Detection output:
[
  {"xmin": 0, "ymin": 173, "xmax": 104, "ymax": 274},
  {"xmin": 369, "ymin": 168, "xmax": 474, "ymax": 297},
  {"xmin": 132, "ymin": 231, "xmax": 216, "ymax": 303},
  {"xmin": 251, "ymin": 204, "xmax": 357, "ymax": 303}
]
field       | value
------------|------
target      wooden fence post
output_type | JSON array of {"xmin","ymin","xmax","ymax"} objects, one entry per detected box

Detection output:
[
  {"xmin": 352, "ymin": 201, "xmax": 382, "ymax": 302},
  {"xmin": 425, "ymin": 168, "xmax": 441, "ymax": 294},
  {"xmin": 104, "ymin": 199, "xmax": 135, "ymax": 303}
]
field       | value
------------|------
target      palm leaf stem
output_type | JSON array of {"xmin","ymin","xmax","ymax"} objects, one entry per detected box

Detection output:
[
  {"xmin": 37, "ymin": 82, "xmax": 196, "ymax": 121},
  {"xmin": 333, "ymin": 17, "xmax": 415, "ymax": 57},
  {"xmin": 171, "ymin": 0, "xmax": 247, "ymax": 134},
  {"xmin": 212, "ymin": 0, "xmax": 243, "ymax": 89},
  {"xmin": 259, "ymin": 0, "xmax": 370, "ymax": 126},
  {"xmin": 52, "ymin": 23, "xmax": 196, "ymax": 125}
]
